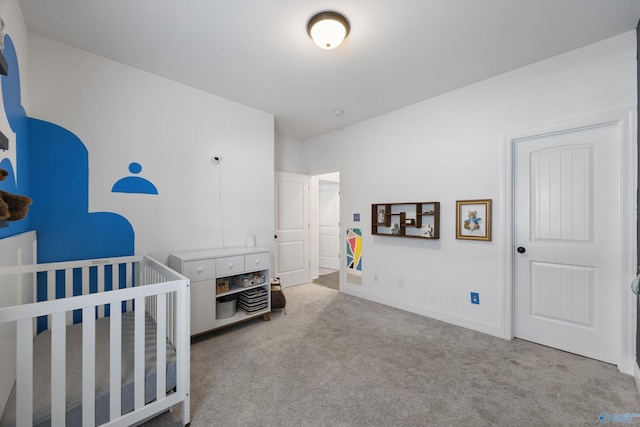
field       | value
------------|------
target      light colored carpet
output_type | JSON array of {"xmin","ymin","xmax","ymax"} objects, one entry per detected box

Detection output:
[
  {"xmin": 312, "ymin": 270, "xmax": 339, "ymax": 290},
  {"xmin": 143, "ymin": 283, "xmax": 639, "ymax": 426}
]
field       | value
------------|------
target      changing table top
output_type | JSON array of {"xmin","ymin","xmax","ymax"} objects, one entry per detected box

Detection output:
[{"xmin": 169, "ymin": 246, "xmax": 270, "ymax": 261}]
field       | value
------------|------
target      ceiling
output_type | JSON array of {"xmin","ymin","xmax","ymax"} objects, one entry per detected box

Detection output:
[{"xmin": 16, "ymin": 0, "xmax": 640, "ymax": 141}]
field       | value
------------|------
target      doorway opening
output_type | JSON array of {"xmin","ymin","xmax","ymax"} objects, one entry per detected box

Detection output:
[{"xmin": 311, "ymin": 172, "xmax": 340, "ymax": 291}]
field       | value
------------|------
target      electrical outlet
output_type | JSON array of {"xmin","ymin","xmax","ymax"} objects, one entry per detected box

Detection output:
[{"xmin": 470, "ymin": 292, "xmax": 480, "ymax": 305}]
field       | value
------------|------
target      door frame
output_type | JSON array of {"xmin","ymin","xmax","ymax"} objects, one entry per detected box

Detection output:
[
  {"xmin": 501, "ymin": 109, "xmax": 637, "ymax": 374},
  {"xmin": 310, "ymin": 171, "xmax": 341, "ymax": 281}
]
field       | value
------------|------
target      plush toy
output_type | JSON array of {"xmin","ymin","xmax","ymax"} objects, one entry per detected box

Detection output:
[
  {"xmin": 463, "ymin": 210, "xmax": 481, "ymax": 231},
  {"xmin": 0, "ymin": 168, "xmax": 32, "ymax": 221},
  {"xmin": 390, "ymin": 223, "xmax": 400, "ymax": 235},
  {"xmin": 0, "ymin": 191, "xmax": 31, "ymax": 220}
]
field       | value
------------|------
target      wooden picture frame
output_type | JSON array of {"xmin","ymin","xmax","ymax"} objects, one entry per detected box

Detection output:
[{"xmin": 456, "ymin": 199, "xmax": 492, "ymax": 241}]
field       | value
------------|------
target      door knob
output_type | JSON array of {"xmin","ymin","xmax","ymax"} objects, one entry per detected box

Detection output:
[
  {"xmin": 517, "ymin": 246, "xmax": 526, "ymax": 254},
  {"xmin": 631, "ymin": 275, "xmax": 640, "ymax": 296}
]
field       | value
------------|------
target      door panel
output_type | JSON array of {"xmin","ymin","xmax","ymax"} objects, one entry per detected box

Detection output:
[
  {"xmin": 530, "ymin": 262, "xmax": 593, "ymax": 327},
  {"xmin": 515, "ymin": 123, "xmax": 619, "ymax": 364},
  {"xmin": 277, "ymin": 241, "xmax": 305, "ymax": 276},
  {"xmin": 531, "ymin": 146, "xmax": 591, "ymax": 241},
  {"xmin": 274, "ymin": 172, "xmax": 309, "ymax": 287},
  {"xmin": 318, "ymin": 181, "xmax": 340, "ymax": 270}
]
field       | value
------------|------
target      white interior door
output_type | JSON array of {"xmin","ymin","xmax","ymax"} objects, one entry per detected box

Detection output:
[
  {"xmin": 275, "ymin": 171, "xmax": 309, "ymax": 287},
  {"xmin": 514, "ymin": 123, "xmax": 620, "ymax": 364},
  {"xmin": 318, "ymin": 180, "xmax": 340, "ymax": 270}
]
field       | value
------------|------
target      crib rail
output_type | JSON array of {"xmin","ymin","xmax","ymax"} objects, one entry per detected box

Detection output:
[
  {"xmin": 140, "ymin": 255, "xmax": 186, "ymax": 346},
  {"xmin": 0, "ymin": 255, "xmax": 141, "ymax": 332},
  {"xmin": 0, "ymin": 255, "xmax": 190, "ymax": 427}
]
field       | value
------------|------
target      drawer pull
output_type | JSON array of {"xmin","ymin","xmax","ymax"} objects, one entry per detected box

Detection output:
[
  {"xmin": 228, "ymin": 263, "xmax": 234, "ymax": 269},
  {"xmin": 255, "ymin": 259, "xmax": 260, "ymax": 265},
  {"xmin": 197, "ymin": 267, "xmax": 204, "ymax": 274}
]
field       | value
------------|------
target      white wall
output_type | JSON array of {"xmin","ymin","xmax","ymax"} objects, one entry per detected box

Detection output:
[
  {"xmin": 27, "ymin": 34, "xmax": 275, "ymax": 262},
  {"xmin": 299, "ymin": 32, "xmax": 637, "ymax": 338},
  {"xmin": 275, "ymin": 134, "xmax": 305, "ymax": 173}
]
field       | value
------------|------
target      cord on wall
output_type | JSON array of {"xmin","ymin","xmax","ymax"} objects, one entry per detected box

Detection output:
[{"xmin": 212, "ymin": 154, "xmax": 226, "ymax": 247}]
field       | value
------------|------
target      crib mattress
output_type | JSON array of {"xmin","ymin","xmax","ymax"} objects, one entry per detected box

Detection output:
[{"xmin": 0, "ymin": 311, "xmax": 177, "ymax": 427}]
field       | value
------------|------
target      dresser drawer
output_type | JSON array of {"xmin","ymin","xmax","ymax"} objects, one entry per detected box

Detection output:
[
  {"xmin": 244, "ymin": 252, "xmax": 269, "ymax": 273},
  {"xmin": 182, "ymin": 259, "xmax": 216, "ymax": 281},
  {"xmin": 216, "ymin": 255, "xmax": 244, "ymax": 276}
]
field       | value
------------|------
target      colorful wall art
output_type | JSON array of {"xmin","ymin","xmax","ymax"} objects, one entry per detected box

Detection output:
[{"xmin": 346, "ymin": 227, "xmax": 362, "ymax": 285}]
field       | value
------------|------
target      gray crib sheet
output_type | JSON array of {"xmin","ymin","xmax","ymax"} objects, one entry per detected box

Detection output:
[{"xmin": 0, "ymin": 311, "xmax": 177, "ymax": 427}]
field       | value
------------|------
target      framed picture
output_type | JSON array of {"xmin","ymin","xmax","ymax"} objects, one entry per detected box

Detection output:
[{"xmin": 456, "ymin": 199, "xmax": 492, "ymax": 241}]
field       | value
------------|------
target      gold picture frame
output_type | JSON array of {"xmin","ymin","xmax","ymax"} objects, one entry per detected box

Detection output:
[{"xmin": 456, "ymin": 199, "xmax": 492, "ymax": 241}]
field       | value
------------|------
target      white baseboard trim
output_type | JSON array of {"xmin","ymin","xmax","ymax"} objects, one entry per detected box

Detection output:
[{"xmin": 341, "ymin": 287, "xmax": 503, "ymax": 338}]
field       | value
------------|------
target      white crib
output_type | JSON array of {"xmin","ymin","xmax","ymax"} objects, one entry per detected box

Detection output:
[{"xmin": 0, "ymin": 237, "xmax": 190, "ymax": 426}]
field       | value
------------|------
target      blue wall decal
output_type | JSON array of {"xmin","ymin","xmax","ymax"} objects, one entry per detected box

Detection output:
[
  {"xmin": 28, "ymin": 119, "xmax": 134, "ymax": 262},
  {"xmin": 0, "ymin": 36, "xmax": 30, "ymax": 239},
  {"xmin": 0, "ymin": 34, "xmax": 135, "ymax": 263},
  {"xmin": 112, "ymin": 161, "xmax": 158, "ymax": 195}
]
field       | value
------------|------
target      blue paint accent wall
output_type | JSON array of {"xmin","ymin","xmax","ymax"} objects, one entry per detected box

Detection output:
[
  {"xmin": 112, "ymin": 161, "xmax": 159, "ymax": 194},
  {"xmin": 28, "ymin": 118, "xmax": 134, "ymax": 262},
  {"xmin": 112, "ymin": 176, "xmax": 158, "ymax": 195},
  {"xmin": 0, "ymin": 36, "xmax": 30, "ymax": 238}
]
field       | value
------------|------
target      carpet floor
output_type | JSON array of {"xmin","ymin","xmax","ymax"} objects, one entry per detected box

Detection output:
[
  {"xmin": 312, "ymin": 271, "xmax": 339, "ymax": 290},
  {"xmin": 144, "ymin": 283, "xmax": 639, "ymax": 426}
]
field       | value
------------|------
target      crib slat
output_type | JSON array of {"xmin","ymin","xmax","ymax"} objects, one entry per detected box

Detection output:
[
  {"xmin": 65, "ymin": 268, "xmax": 73, "ymax": 325},
  {"xmin": 82, "ymin": 266, "xmax": 90, "ymax": 297},
  {"xmin": 126, "ymin": 263, "xmax": 133, "ymax": 311},
  {"xmin": 51, "ymin": 312, "xmax": 66, "ymax": 425},
  {"xmin": 109, "ymin": 305, "xmax": 122, "ymax": 420},
  {"xmin": 46, "ymin": 270, "xmax": 55, "ymax": 301},
  {"xmin": 134, "ymin": 297, "xmax": 145, "ymax": 409},
  {"xmin": 166, "ymin": 293, "xmax": 172, "ymax": 345},
  {"xmin": 47, "ymin": 270, "xmax": 55, "ymax": 329},
  {"xmin": 113, "ymin": 263, "xmax": 119, "ymax": 292},
  {"xmin": 82, "ymin": 306, "xmax": 96, "ymax": 425},
  {"xmin": 156, "ymin": 293, "xmax": 167, "ymax": 400},
  {"xmin": 16, "ymin": 318, "xmax": 33, "ymax": 426},
  {"xmin": 97, "ymin": 265, "xmax": 105, "ymax": 318}
]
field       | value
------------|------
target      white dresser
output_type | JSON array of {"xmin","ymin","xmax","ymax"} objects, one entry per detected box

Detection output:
[{"xmin": 169, "ymin": 247, "xmax": 271, "ymax": 335}]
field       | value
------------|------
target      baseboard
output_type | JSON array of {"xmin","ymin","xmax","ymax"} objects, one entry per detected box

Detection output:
[{"xmin": 341, "ymin": 287, "xmax": 503, "ymax": 338}]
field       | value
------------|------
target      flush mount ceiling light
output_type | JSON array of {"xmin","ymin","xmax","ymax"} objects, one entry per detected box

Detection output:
[{"xmin": 307, "ymin": 11, "xmax": 350, "ymax": 50}]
